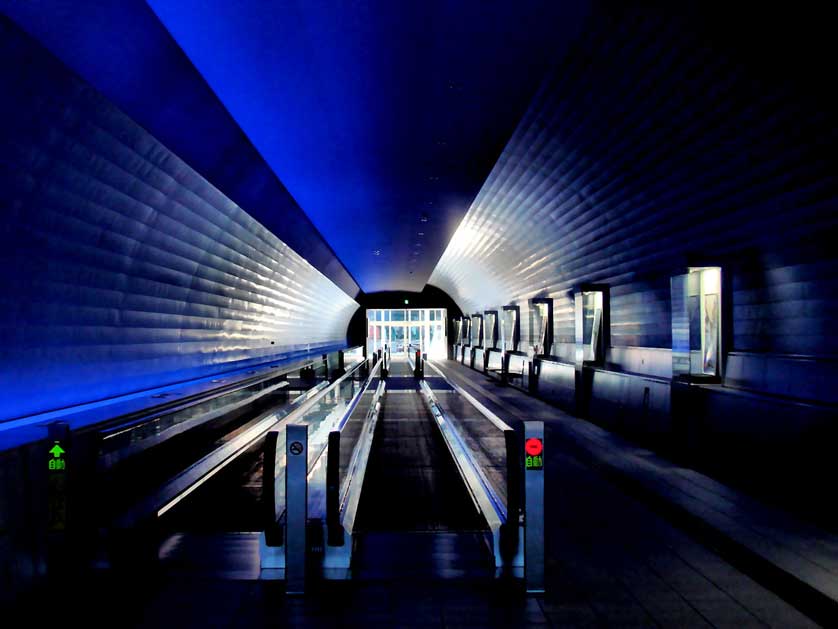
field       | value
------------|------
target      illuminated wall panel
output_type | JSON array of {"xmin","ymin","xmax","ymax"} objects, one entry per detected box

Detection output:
[{"xmin": 0, "ymin": 22, "xmax": 358, "ymax": 422}]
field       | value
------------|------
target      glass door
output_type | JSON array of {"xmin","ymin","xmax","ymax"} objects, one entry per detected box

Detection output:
[
  {"xmin": 366, "ymin": 308, "xmax": 448, "ymax": 359},
  {"xmin": 391, "ymin": 325, "xmax": 406, "ymax": 355},
  {"xmin": 409, "ymin": 325, "xmax": 421, "ymax": 352}
]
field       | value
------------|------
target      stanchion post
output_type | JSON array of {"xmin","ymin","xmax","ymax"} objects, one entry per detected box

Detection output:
[
  {"xmin": 326, "ymin": 431, "xmax": 343, "ymax": 546},
  {"xmin": 524, "ymin": 420, "xmax": 545, "ymax": 593},
  {"xmin": 46, "ymin": 421, "xmax": 71, "ymax": 573},
  {"xmin": 286, "ymin": 424, "xmax": 308, "ymax": 594}
]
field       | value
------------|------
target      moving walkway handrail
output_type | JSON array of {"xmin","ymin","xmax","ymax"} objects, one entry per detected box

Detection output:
[
  {"xmin": 419, "ymin": 380, "xmax": 510, "ymax": 520},
  {"xmin": 423, "ymin": 359, "xmax": 522, "ymax": 566},
  {"xmin": 326, "ymin": 361, "xmax": 385, "ymax": 544},
  {"xmin": 263, "ymin": 357, "xmax": 377, "ymax": 543},
  {"xmin": 96, "ymin": 353, "xmax": 331, "ymax": 440},
  {"xmin": 111, "ymin": 355, "xmax": 367, "ymax": 528}
]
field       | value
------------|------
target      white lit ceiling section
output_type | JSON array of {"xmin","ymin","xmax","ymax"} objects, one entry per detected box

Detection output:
[{"xmin": 429, "ymin": 95, "xmax": 573, "ymax": 317}]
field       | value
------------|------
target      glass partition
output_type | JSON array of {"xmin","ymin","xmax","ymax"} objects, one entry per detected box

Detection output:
[
  {"xmin": 391, "ymin": 326, "xmax": 406, "ymax": 353},
  {"xmin": 501, "ymin": 306, "xmax": 519, "ymax": 352},
  {"xmin": 582, "ymin": 291, "xmax": 604, "ymax": 362},
  {"xmin": 691, "ymin": 267, "xmax": 721, "ymax": 376},
  {"xmin": 470, "ymin": 315, "xmax": 483, "ymax": 347},
  {"xmin": 409, "ymin": 325, "xmax": 421, "ymax": 347},
  {"xmin": 671, "ymin": 267, "xmax": 722, "ymax": 377},
  {"xmin": 343, "ymin": 346, "xmax": 365, "ymax": 367},
  {"xmin": 366, "ymin": 308, "xmax": 448, "ymax": 359},
  {"xmin": 99, "ymin": 353, "xmax": 337, "ymax": 471},
  {"xmin": 274, "ymin": 364, "xmax": 369, "ymax": 518},
  {"xmin": 484, "ymin": 311, "xmax": 497, "ymax": 349},
  {"xmin": 529, "ymin": 298, "xmax": 552, "ymax": 356}
]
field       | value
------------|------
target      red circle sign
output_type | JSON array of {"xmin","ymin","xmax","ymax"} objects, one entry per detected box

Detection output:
[{"xmin": 525, "ymin": 438, "xmax": 543, "ymax": 457}]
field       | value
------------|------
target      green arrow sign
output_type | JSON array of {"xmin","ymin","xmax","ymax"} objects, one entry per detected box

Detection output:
[{"xmin": 49, "ymin": 442, "xmax": 65, "ymax": 458}]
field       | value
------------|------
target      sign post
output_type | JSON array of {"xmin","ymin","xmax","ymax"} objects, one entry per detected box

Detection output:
[
  {"xmin": 286, "ymin": 424, "xmax": 308, "ymax": 594},
  {"xmin": 524, "ymin": 421, "xmax": 545, "ymax": 593},
  {"xmin": 47, "ymin": 421, "xmax": 70, "ymax": 533},
  {"xmin": 45, "ymin": 421, "xmax": 71, "ymax": 576}
]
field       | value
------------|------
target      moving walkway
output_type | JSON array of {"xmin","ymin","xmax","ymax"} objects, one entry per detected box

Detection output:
[{"xmin": 261, "ymin": 352, "xmax": 537, "ymax": 590}]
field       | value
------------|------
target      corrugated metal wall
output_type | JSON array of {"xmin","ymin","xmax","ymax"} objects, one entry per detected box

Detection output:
[
  {"xmin": 431, "ymin": 8, "xmax": 838, "ymax": 398},
  {"xmin": 0, "ymin": 6, "xmax": 360, "ymax": 299},
  {"xmin": 0, "ymin": 20, "xmax": 358, "ymax": 422}
]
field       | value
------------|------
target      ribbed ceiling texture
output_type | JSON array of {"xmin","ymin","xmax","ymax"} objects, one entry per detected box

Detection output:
[
  {"xmin": 142, "ymin": 0, "xmax": 586, "ymax": 293},
  {"xmin": 0, "ymin": 19, "xmax": 358, "ymax": 422},
  {"xmin": 0, "ymin": 0, "xmax": 361, "ymax": 299},
  {"xmin": 431, "ymin": 8, "xmax": 838, "ymax": 361}
]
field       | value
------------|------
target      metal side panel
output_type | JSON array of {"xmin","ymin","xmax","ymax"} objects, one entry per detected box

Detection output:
[{"xmin": 418, "ymin": 380, "xmax": 509, "ymax": 569}]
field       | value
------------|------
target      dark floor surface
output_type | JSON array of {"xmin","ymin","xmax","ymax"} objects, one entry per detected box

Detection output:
[
  {"xmin": 354, "ymin": 384, "xmax": 487, "ymax": 532},
  {"xmin": 351, "ymin": 358, "xmax": 493, "ymax": 581},
  {"xmin": 8, "ymin": 358, "xmax": 820, "ymax": 628}
]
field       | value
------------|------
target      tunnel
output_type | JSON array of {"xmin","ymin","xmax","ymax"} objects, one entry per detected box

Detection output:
[{"xmin": 1, "ymin": 1, "xmax": 836, "ymax": 627}]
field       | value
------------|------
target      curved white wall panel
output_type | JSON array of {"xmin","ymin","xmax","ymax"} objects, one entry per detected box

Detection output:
[
  {"xmin": 429, "ymin": 103, "xmax": 582, "ymax": 359},
  {"xmin": 0, "ymin": 22, "xmax": 358, "ymax": 422},
  {"xmin": 431, "ymin": 9, "xmax": 838, "ymax": 371}
]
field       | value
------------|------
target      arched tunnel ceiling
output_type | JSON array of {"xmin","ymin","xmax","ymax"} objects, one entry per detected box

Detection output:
[
  {"xmin": 0, "ymin": 0, "xmax": 361, "ymax": 299},
  {"xmin": 430, "ymin": 5, "xmax": 838, "ymax": 357},
  {"xmin": 1, "ymin": 0, "xmax": 590, "ymax": 295},
  {"xmin": 144, "ymin": 0, "xmax": 590, "ymax": 293},
  {"xmin": 8, "ymin": 1, "xmax": 833, "ymax": 308}
]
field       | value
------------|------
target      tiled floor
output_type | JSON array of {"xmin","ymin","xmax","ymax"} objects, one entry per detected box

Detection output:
[{"xmin": 434, "ymin": 358, "xmax": 833, "ymax": 626}]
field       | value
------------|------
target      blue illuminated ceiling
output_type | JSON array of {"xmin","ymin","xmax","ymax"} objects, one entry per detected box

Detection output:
[
  {"xmin": 1, "ymin": 0, "xmax": 588, "ymax": 294},
  {"xmin": 0, "ymin": 0, "xmax": 360, "ymax": 298},
  {"xmin": 144, "ymin": 1, "xmax": 589, "ymax": 292}
]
